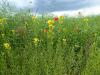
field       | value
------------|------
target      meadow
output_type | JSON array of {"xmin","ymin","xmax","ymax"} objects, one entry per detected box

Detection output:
[{"xmin": 0, "ymin": 12, "xmax": 100, "ymax": 75}]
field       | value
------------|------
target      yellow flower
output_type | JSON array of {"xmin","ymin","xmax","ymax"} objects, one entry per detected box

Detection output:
[
  {"xmin": 94, "ymin": 33, "xmax": 97, "ymax": 37},
  {"xmin": 58, "ymin": 16, "xmax": 64, "ymax": 20},
  {"xmin": 47, "ymin": 30, "xmax": 54, "ymax": 39},
  {"xmin": 1, "ymin": 34, "xmax": 5, "ymax": 37},
  {"xmin": 62, "ymin": 38, "xmax": 67, "ymax": 45},
  {"xmin": 32, "ymin": 16, "xmax": 36, "ymax": 20},
  {"xmin": 33, "ymin": 38, "xmax": 39, "ymax": 46},
  {"xmin": 59, "ymin": 21, "xmax": 64, "ymax": 24},
  {"xmin": 0, "ymin": 19, "xmax": 3, "ymax": 24},
  {"xmin": 0, "ymin": 18, "xmax": 7, "ymax": 24},
  {"xmin": 47, "ymin": 20, "xmax": 54, "ymax": 27},
  {"xmin": 75, "ymin": 44, "xmax": 80, "ymax": 48},
  {"xmin": 2, "ymin": 18, "xmax": 7, "ymax": 22},
  {"xmin": 11, "ymin": 30, "xmax": 15, "ymax": 34},
  {"xmin": 62, "ymin": 39, "xmax": 66, "ymax": 42},
  {"xmin": 83, "ymin": 18, "xmax": 89, "ymax": 22},
  {"xmin": 3, "ymin": 43, "xmax": 11, "ymax": 49}
]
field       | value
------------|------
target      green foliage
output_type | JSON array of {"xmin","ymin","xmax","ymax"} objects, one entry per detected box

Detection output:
[{"xmin": 0, "ymin": 12, "xmax": 100, "ymax": 75}]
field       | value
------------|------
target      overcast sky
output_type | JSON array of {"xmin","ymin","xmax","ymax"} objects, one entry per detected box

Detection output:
[
  {"xmin": 8, "ymin": 0, "xmax": 100, "ymax": 10},
  {"xmin": 2, "ymin": 0, "xmax": 100, "ymax": 16}
]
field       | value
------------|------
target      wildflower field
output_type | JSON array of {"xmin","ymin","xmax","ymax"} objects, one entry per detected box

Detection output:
[{"xmin": 0, "ymin": 12, "xmax": 100, "ymax": 75}]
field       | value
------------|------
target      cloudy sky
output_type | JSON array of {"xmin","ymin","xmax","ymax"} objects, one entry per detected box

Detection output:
[{"xmin": 4, "ymin": 0, "xmax": 100, "ymax": 16}]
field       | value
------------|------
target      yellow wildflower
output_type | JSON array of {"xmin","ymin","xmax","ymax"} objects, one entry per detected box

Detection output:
[
  {"xmin": 3, "ymin": 43, "xmax": 11, "ymax": 49},
  {"xmin": 62, "ymin": 38, "xmax": 67, "ymax": 45},
  {"xmin": 47, "ymin": 20, "xmax": 54, "ymax": 27},
  {"xmin": 33, "ymin": 38, "xmax": 39, "ymax": 46},
  {"xmin": 75, "ymin": 44, "xmax": 80, "ymax": 48},
  {"xmin": 59, "ymin": 20, "xmax": 64, "ymax": 24},
  {"xmin": 0, "ymin": 19, "xmax": 3, "ymax": 24},
  {"xmin": 58, "ymin": 16, "xmax": 64, "ymax": 20},
  {"xmin": 83, "ymin": 18, "xmax": 89, "ymax": 22},
  {"xmin": 32, "ymin": 16, "xmax": 36, "ymax": 20},
  {"xmin": 11, "ymin": 30, "xmax": 15, "ymax": 34},
  {"xmin": 47, "ymin": 30, "xmax": 54, "ymax": 39},
  {"xmin": 62, "ymin": 39, "xmax": 66, "ymax": 42},
  {"xmin": 1, "ymin": 34, "xmax": 5, "ymax": 37},
  {"xmin": 2, "ymin": 18, "xmax": 7, "ymax": 23},
  {"xmin": 0, "ymin": 18, "xmax": 7, "ymax": 24},
  {"xmin": 94, "ymin": 33, "xmax": 97, "ymax": 37}
]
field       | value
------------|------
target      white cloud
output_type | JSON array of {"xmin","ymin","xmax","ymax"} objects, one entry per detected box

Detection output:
[
  {"xmin": 2, "ymin": 0, "xmax": 100, "ymax": 16},
  {"xmin": 89, "ymin": 0, "xmax": 100, "ymax": 5},
  {"xmin": 51, "ymin": 6, "xmax": 100, "ymax": 17},
  {"xmin": 56, "ymin": 0, "xmax": 76, "ymax": 2},
  {"xmin": 8, "ymin": 0, "xmax": 36, "ymax": 8}
]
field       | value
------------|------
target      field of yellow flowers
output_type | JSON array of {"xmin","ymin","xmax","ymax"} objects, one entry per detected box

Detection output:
[{"xmin": 0, "ymin": 13, "xmax": 100, "ymax": 75}]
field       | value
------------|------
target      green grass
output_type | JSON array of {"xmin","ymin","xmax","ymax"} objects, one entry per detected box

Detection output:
[{"xmin": 0, "ymin": 12, "xmax": 100, "ymax": 75}]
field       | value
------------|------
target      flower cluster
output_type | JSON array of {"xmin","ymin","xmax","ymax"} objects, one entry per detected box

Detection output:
[
  {"xmin": 33, "ymin": 38, "xmax": 39, "ymax": 46},
  {"xmin": 48, "ymin": 20, "xmax": 54, "ymax": 27},
  {"xmin": 0, "ymin": 18, "xmax": 6, "ymax": 24},
  {"xmin": 3, "ymin": 43, "xmax": 11, "ymax": 49}
]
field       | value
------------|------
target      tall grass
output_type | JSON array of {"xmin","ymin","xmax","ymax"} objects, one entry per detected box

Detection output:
[
  {"xmin": 0, "ymin": 0, "xmax": 100, "ymax": 75},
  {"xmin": 0, "ymin": 13, "xmax": 100, "ymax": 75}
]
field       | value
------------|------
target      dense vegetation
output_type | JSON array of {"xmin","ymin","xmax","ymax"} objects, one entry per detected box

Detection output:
[{"xmin": 0, "ymin": 12, "xmax": 100, "ymax": 75}]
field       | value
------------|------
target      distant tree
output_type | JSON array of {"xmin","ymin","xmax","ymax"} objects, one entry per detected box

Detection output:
[{"xmin": 0, "ymin": 0, "xmax": 17, "ymax": 13}]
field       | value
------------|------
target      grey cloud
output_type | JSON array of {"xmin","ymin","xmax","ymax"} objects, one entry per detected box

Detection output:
[
  {"xmin": 33, "ymin": 0, "xmax": 89, "ymax": 13},
  {"xmin": 3, "ymin": 0, "xmax": 100, "ymax": 14}
]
